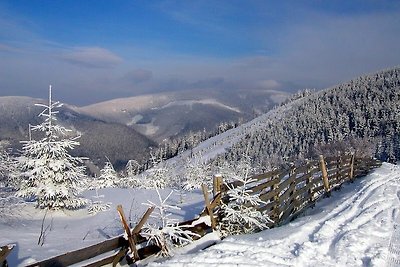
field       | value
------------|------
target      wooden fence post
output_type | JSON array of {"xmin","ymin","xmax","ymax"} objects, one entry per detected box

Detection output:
[
  {"xmin": 213, "ymin": 174, "xmax": 223, "ymax": 197},
  {"xmin": 319, "ymin": 155, "xmax": 330, "ymax": 195},
  {"xmin": 349, "ymin": 153, "xmax": 355, "ymax": 182},
  {"xmin": 336, "ymin": 156, "xmax": 342, "ymax": 185},
  {"xmin": 201, "ymin": 184, "xmax": 217, "ymax": 229},
  {"xmin": 117, "ymin": 205, "xmax": 140, "ymax": 261},
  {"xmin": 306, "ymin": 164, "xmax": 315, "ymax": 204},
  {"xmin": 272, "ymin": 174, "xmax": 281, "ymax": 224}
]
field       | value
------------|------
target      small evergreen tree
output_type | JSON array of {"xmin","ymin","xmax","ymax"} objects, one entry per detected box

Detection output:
[
  {"xmin": 145, "ymin": 151, "xmax": 170, "ymax": 189},
  {"xmin": 217, "ymin": 153, "xmax": 272, "ymax": 237},
  {"xmin": 218, "ymin": 174, "xmax": 272, "ymax": 237},
  {"xmin": 141, "ymin": 189, "xmax": 199, "ymax": 256},
  {"xmin": 0, "ymin": 141, "xmax": 17, "ymax": 188},
  {"xmin": 126, "ymin": 159, "xmax": 140, "ymax": 176},
  {"xmin": 16, "ymin": 85, "xmax": 87, "ymax": 210},
  {"xmin": 95, "ymin": 159, "xmax": 119, "ymax": 188}
]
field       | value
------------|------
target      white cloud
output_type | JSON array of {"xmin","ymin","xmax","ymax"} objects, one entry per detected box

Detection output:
[
  {"xmin": 258, "ymin": 79, "xmax": 281, "ymax": 90},
  {"xmin": 60, "ymin": 47, "xmax": 123, "ymax": 68}
]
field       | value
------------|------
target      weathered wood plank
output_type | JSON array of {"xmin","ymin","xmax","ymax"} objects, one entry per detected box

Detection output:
[
  {"xmin": 280, "ymin": 201, "xmax": 296, "ymax": 222},
  {"xmin": 259, "ymin": 189, "xmax": 276, "ymax": 203},
  {"xmin": 25, "ymin": 236, "xmax": 127, "ymax": 267},
  {"xmin": 248, "ymin": 178, "xmax": 278, "ymax": 195},
  {"xmin": 257, "ymin": 201, "xmax": 275, "ymax": 213},
  {"xmin": 278, "ymin": 175, "xmax": 295, "ymax": 193},
  {"xmin": 293, "ymin": 183, "xmax": 312, "ymax": 200},
  {"xmin": 279, "ymin": 184, "xmax": 296, "ymax": 205},
  {"xmin": 295, "ymin": 172, "xmax": 312, "ymax": 184},
  {"xmin": 250, "ymin": 169, "xmax": 283, "ymax": 182},
  {"xmin": 202, "ymin": 184, "xmax": 216, "ymax": 229}
]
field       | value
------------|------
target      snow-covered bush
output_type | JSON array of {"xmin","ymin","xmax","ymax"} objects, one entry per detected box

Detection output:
[
  {"xmin": 144, "ymin": 153, "xmax": 171, "ymax": 189},
  {"xmin": 16, "ymin": 86, "xmax": 88, "ymax": 210},
  {"xmin": 181, "ymin": 154, "xmax": 212, "ymax": 191},
  {"xmin": 87, "ymin": 188, "xmax": 111, "ymax": 215},
  {"xmin": 141, "ymin": 189, "xmax": 199, "ymax": 256},
  {"xmin": 118, "ymin": 175, "xmax": 141, "ymax": 188},
  {"xmin": 218, "ymin": 174, "xmax": 272, "ymax": 237},
  {"xmin": 215, "ymin": 151, "xmax": 257, "ymax": 183}
]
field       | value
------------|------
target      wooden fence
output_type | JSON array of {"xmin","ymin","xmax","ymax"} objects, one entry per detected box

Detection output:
[
  {"xmin": 215, "ymin": 155, "xmax": 381, "ymax": 227},
  {"xmin": 6, "ymin": 155, "xmax": 381, "ymax": 267}
]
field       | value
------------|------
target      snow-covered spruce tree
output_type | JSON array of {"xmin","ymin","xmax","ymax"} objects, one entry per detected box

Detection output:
[
  {"xmin": 0, "ymin": 141, "xmax": 17, "ymax": 188},
  {"xmin": 16, "ymin": 86, "xmax": 87, "ymax": 210},
  {"xmin": 218, "ymin": 175, "xmax": 272, "ymax": 237},
  {"xmin": 217, "ymin": 153, "xmax": 272, "ymax": 237},
  {"xmin": 145, "ymin": 151, "xmax": 170, "ymax": 189},
  {"xmin": 141, "ymin": 189, "xmax": 199, "ymax": 257},
  {"xmin": 126, "ymin": 159, "xmax": 140, "ymax": 177},
  {"xmin": 118, "ymin": 159, "xmax": 142, "ymax": 188},
  {"xmin": 95, "ymin": 159, "xmax": 119, "ymax": 189}
]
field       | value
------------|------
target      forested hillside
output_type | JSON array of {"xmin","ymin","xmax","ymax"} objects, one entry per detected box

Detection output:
[
  {"xmin": 0, "ymin": 97, "xmax": 156, "ymax": 170},
  {"xmin": 212, "ymin": 67, "xmax": 400, "ymax": 170}
]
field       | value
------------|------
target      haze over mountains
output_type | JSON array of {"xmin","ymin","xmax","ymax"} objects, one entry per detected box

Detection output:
[
  {"xmin": 0, "ymin": 88, "xmax": 287, "ymax": 169},
  {"xmin": 76, "ymin": 88, "xmax": 287, "ymax": 142}
]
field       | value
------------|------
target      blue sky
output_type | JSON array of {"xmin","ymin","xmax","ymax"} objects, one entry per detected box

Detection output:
[{"xmin": 1, "ymin": 0, "xmax": 399, "ymax": 105}]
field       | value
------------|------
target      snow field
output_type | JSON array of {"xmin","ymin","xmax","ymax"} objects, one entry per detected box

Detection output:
[
  {"xmin": 0, "ymin": 188, "xmax": 205, "ymax": 266},
  {"xmin": 148, "ymin": 163, "xmax": 400, "ymax": 267}
]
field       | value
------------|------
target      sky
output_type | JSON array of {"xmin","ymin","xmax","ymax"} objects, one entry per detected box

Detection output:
[{"xmin": 0, "ymin": 0, "xmax": 399, "ymax": 106}]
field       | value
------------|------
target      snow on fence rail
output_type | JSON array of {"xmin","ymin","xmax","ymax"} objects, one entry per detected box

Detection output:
[{"xmin": 15, "ymin": 155, "xmax": 381, "ymax": 267}]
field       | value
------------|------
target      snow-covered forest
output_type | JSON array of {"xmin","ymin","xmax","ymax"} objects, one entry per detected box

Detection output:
[{"xmin": 211, "ymin": 67, "xmax": 400, "ymax": 171}]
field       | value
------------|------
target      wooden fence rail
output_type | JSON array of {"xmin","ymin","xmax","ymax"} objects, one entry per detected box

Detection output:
[{"xmin": 12, "ymin": 155, "xmax": 381, "ymax": 266}]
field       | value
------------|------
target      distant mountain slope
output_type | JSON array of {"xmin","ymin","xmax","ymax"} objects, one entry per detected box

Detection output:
[
  {"xmin": 212, "ymin": 67, "xmax": 400, "ymax": 168},
  {"xmin": 153, "ymin": 67, "xmax": 400, "ymax": 178},
  {"xmin": 76, "ymin": 89, "xmax": 287, "ymax": 142},
  {"xmin": 0, "ymin": 96, "xmax": 156, "ymax": 169}
]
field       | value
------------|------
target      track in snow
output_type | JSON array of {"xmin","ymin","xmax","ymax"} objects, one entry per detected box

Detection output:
[{"xmin": 147, "ymin": 163, "xmax": 400, "ymax": 267}]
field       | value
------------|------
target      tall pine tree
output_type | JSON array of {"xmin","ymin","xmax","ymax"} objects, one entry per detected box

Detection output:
[{"xmin": 16, "ymin": 86, "xmax": 87, "ymax": 210}]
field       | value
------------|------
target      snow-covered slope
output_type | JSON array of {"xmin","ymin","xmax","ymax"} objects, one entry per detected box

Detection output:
[
  {"xmin": 141, "ymin": 67, "xmax": 400, "ymax": 181},
  {"xmin": 2, "ymin": 163, "xmax": 399, "ymax": 266},
  {"xmin": 149, "ymin": 163, "xmax": 400, "ymax": 266},
  {"xmin": 76, "ymin": 89, "xmax": 288, "ymax": 142},
  {"xmin": 0, "ymin": 188, "xmax": 205, "ymax": 266}
]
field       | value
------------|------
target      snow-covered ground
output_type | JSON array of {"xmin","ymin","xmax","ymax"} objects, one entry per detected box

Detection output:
[
  {"xmin": 148, "ymin": 163, "xmax": 400, "ymax": 267},
  {"xmin": 2, "ymin": 163, "xmax": 399, "ymax": 267},
  {"xmin": 0, "ymin": 188, "xmax": 205, "ymax": 266}
]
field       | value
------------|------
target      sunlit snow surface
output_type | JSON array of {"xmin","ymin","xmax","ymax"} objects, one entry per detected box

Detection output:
[
  {"xmin": 0, "ymin": 188, "xmax": 205, "ymax": 266},
  {"xmin": 148, "ymin": 163, "xmax": 400, "ymax": 267},
  {"xmin": 1, "ymin": 163, "xmax": 399, "ymax": 267}
]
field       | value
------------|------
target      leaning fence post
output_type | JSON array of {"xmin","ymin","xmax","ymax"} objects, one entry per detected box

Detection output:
[
  {"xmin": 319, "ymin": 155, "xmax": 330, "ymax": 195},
  {"xmin": 117, "ymin": 205, "xmax": 140, "ymax": 261},
  {"xmin": 201, "ymin": 184, "xmax": 217, "ymax": 229}
]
